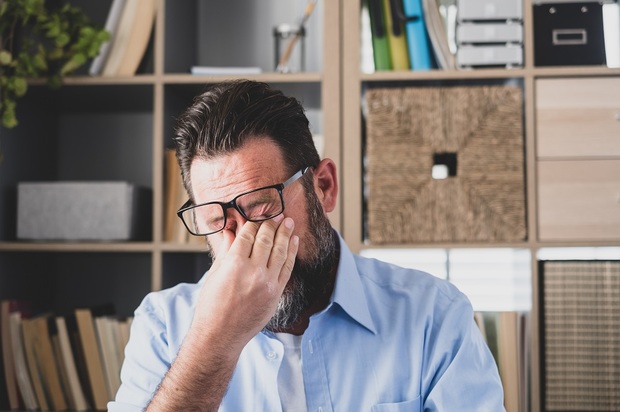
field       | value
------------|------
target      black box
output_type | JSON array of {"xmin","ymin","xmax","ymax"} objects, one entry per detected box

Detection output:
[{"xmin": 534, "ymin": 1, "xmax": 606, "ymax": 66}]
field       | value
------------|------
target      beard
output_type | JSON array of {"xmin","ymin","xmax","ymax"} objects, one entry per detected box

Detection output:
[{"xmin": 264, "ymin": 184, "xmax": 339, "ymax": 331}]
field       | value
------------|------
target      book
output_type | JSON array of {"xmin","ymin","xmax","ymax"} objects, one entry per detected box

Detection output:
[
  {"xmin": 0, "ymin": 343, "xmax": 8, "ymax": 410},
  {"xmin": 498, "ymin": 311, "xmax": 520, "ymax": 412},
  {"xmin": 102, "ymin": 0, "xmax": 157, "ymax": 76},
  {"xmin": 475, "ymin": 311, "xmax": 527, "ymax": 412},
  {"xmin": 190, "ymin": 66, "xmax": 262, "ymax": 76},
  {"xmin": 383, "ymin": 0, "xmax": 410, "ymax": 70},
  {"xmin": 402, "ymin": 0, "xmax": 434, "ymax": 70},
  {"xmin": 75, "ymin": 307, "xmax": 113, "ymax": 410},
  {"xmin": 30, "ymin": 315, "xmax": 68, "ymax": 411},
  {"xmin": 9, "ymin": 312, "xmax": 38, "ymax": 410},
  {"xmin": 49, "ymin": 321, "xmax": 73, "ymax": 410},
  {"xmin": 164, "ymin": 149, "xmax": 189, "ymax": 243},
  {"xmin": 56, "ymin": 316, "xmax": 89, "ymax": 411},
  {"xmin": 1, "ymin": 300, "xmax": 21, "ymax": 409},
  {"xmin": 65, "ymin": 314, "xmax": 95, "ymax": 409},
  {"xmin": 88, "ymin": 0, "xmax": 127, "ymax": 75},
  {"xmin": 95, "ymin": 316, "xmax": 122, "ymax": 400},
  {"xmin": 367, "ymin": 0, "xmax": 392, "ymax": 70},
  {"xmin": 21, "ymin": 317, "xmax": 50, "ymax": 411}
]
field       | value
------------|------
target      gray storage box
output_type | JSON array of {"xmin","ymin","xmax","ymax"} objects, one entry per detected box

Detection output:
[
  {"xmin": 457, "ymin": 44, "xmax": 523, "ymax": 67},
  {"xmin": 17, "ymin": 182, "xmax": 151, "ymax": 241},
  {"xmin": 457, "ymin": 0, "xmax": 523, "ymax": 21},
  {"xmin": 457, "ymin": 22, "xmax": 523, "ymax": 43}
]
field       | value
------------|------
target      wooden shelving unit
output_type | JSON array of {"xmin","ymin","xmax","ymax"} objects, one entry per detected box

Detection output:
[
  {"xmin": 2, "ymin": 0, "xmax": 619, "ymax": 410},
  {"xmin": 0, "ymin": 0, "xmax": 341, "ymax": 312},
  {"xmin": 341, "ymin": 1, "xmax": 620, "ymax": 410}
]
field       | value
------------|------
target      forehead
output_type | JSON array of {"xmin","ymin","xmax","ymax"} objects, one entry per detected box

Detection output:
[{"xmin": 190, "ymin": 138, "xmax": 288, "ymax": 203}]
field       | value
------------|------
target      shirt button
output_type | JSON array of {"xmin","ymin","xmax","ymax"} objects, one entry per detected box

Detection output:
[{"xmin": 266, "ymin": 351, "xmax": 278, "ymax": 360}]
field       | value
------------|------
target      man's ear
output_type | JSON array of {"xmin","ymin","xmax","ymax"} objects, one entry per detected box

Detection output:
[{"xmin": 312, "ymin": 158, "xmax": 338, "ymax": 213}]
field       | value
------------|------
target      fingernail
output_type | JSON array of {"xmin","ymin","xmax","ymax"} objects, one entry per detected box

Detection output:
[
  {"xmin": 292, "ymin": 235, "xmax": 299, "ymax": 246},
  {"xmin": 284, "ymin": 217, "xmax": 294, "ymax": 229},
  {"xmin": 273, "ymin": 214, "xmax": 284, "ymax": 223}
]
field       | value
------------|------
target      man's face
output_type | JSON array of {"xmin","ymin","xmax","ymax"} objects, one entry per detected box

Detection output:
[{"xmin": 189, "ymin": 137, "xmax": 338, "ymax": 330}]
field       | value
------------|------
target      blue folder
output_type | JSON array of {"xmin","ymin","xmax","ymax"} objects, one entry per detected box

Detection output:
[{"xmin": 402, "ymin": 0, "xmax": 434, "ymax": 70}]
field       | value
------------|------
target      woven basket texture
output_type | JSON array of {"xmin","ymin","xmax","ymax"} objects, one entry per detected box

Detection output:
[{"xmin": 365, "ymin": 85, "xmax": 526, "ymax": 244}]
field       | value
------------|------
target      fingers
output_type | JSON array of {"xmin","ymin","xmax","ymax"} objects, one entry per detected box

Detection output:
[
  {"xmin": 279, "ymin": 235, "xmax": 299, "ymax": 285},
  {"xmin": 226, "ymin": 215, "xmax": 296, "ymax": 270},
  {"xmin": 266, "ymin": 217, "xmax": 295, "ymax": 269},
  {"xmin": 210, "ymin": 228, "xmax": 236, "ymax": 272},
  {"xmin": 227, "ymin": 220, "xmax": 261, "ymax": 258},
  {"xmin": 250, "ymin": 215, "xmax": 286, "ymax": 264}
]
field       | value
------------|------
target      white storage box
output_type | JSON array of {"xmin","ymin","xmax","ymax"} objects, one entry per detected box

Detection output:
[
  {"xmin": 457, "ymin": 0, "xmax": 523, "ymax": 21},
  {"xmin": 457, "ymin": 44, "xmax": 523, "ymax": 67},
  {"xmin": 17, "ymin": 182, "xmax": 151, "ymax": 241},
  {"xmin": 457, "ymin": 22, "xmax": 523, "ymax": 44}
]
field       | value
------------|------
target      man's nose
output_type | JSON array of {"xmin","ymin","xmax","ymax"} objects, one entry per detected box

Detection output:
[{"xmin": 223, "ymin": 208, "xmax": 248, "ymax": 235}]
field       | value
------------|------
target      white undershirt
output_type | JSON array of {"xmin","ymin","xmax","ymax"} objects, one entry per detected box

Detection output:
[{"xmin": 274, "ymin": 332, "xmax": 307, "ymax": 411}]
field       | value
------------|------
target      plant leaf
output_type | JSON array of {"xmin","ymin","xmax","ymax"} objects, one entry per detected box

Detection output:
[
  {"xmin": 14, "ymin": 77, "xmax": 28, "ymax": 97},
  {"xmin": 0, "ymin": 50, "xmax": 12, "ymax": 65}
]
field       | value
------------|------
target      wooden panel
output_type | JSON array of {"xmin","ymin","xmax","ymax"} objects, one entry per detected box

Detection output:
[
  {"xmin": 536, "ymin": 78, "xmax": 620, "ymax": 158},
  {"xmin": 538, "ymin": 159, "xmax": 620, "ymax": 241}
]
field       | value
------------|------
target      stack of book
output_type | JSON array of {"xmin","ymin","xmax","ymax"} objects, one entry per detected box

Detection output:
[
  {"xmin": 364, "ymin": 0, "xmax": 456, "ymax": 71},
  {"xmin": 1, "ymin": 300, "xmax": 132, "ymax": 411},
  {"xmin": 89, "ymin": 0, "xmax": 157, "ymax": 77}
]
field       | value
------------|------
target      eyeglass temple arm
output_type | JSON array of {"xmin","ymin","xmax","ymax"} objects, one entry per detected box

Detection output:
[{"xmin": 282, "ymin": 167, "xmax": 309, "ymax": 188}]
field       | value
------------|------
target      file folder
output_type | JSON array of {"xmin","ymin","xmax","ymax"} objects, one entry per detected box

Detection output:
[
  {"xmin": 384, "ymin": 0, "xmax": 410, "ymax": 70},
  {"xmin": 367, "ymin": 0, "xmax": 392, "ymax": 70},
  {"xmin": 402, "ymin": 0, "xmax": 434, "ymax": 70}
]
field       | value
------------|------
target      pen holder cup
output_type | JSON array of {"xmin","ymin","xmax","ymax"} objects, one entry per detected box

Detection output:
[{"xmin": 273, "ymin": 24, "xmax": 306, "ymax": 73}]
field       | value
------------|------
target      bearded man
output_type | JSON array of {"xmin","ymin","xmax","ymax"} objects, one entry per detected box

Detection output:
[{"xmin": 109, "ymin": 80, "xmax": 505, "ymax": 411}]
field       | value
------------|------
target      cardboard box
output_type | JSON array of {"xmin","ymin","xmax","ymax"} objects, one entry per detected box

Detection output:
[{"xmin": 17, "ymin": 182, "xmax": 151, "ymax": 241}]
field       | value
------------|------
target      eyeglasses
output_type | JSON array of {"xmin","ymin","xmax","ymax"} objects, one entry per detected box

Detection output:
[{"xmin": 177, "ymin": 167, "xmax": 309, "ymax": 236}]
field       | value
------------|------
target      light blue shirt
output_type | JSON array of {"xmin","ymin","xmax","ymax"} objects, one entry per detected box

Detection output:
[{"xmin": 109, "ymin": 234, "xmax": 505, "ymax": 411}]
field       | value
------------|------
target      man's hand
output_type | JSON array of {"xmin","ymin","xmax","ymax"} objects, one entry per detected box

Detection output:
[
  {"xmin": 147, "ymin": 216, "xmax": 298, "ymax": 411},
  {"xmin": 192, "ymin": 215, "xmax": 299, "ymax": 349}
]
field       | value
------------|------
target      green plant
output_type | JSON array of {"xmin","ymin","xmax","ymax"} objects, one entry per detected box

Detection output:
[{"xmin": 0, "ymin": 0, "xmax": 109, "ymax": 128}]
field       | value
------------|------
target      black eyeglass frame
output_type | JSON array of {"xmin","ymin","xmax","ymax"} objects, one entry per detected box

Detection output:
[{"xmin": 177, "ymin": 167, "xmax": 309, "ymax": 236}]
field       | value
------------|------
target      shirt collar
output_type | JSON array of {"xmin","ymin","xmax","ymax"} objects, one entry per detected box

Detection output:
[{"xmin": 328, "ymin": 231, "xmax": 377, "ymax": 335}]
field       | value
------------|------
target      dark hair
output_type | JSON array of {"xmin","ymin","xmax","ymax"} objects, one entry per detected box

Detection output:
[{"xmin": 173, "ymin": 80, "xmax": 320, "ymax": 199}]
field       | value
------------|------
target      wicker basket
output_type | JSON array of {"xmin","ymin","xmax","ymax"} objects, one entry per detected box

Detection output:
[{"xmin": 365, "ymin": 85, "xmax": 526, "ymax": 244}]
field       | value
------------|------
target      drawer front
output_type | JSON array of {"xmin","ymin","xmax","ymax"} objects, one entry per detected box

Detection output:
[
  {"xmin": 538, "ymin": 159, "xmax": 620, "ymax": 241},
  {"xmin": 536, "ymin": 78, "xmax": 620, "ymax": 158}
]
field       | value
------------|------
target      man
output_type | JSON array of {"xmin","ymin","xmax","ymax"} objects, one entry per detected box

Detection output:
[{"xmin": 109, "ymin": 80, "xmax": 505, "ymax": 411}]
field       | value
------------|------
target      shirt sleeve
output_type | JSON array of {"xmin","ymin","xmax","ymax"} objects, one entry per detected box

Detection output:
[
  {"xmin": 108, "ymin": 294, "xmax": 172, "ymax": 412},
  {"xmin": 422, "ymin": 294, "xmax": 506, "ymax": 411}
]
